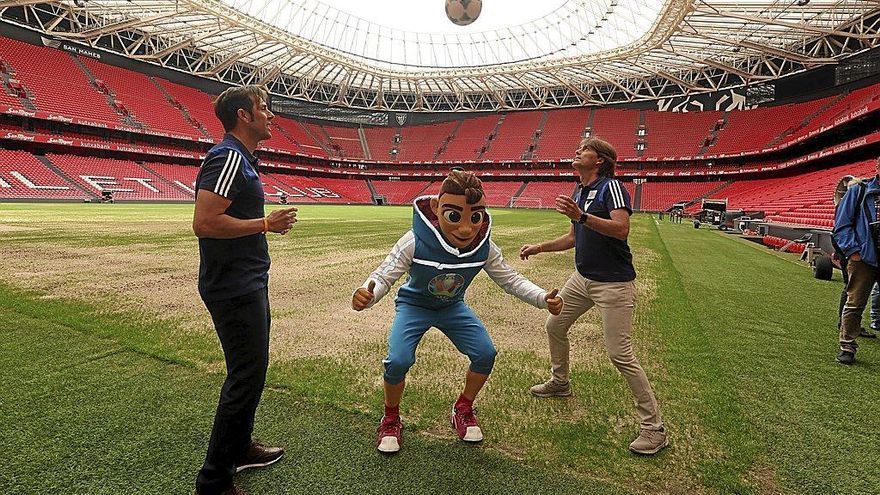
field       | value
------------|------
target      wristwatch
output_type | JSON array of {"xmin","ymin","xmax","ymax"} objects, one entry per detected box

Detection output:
[{"xmin": 578, "ymin": 212, "xmax": 588, "ymax": 224}]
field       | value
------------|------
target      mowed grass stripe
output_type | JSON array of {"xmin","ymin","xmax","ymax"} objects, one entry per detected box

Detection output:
[
  {"xmin": 0, "ymin": 283, "xmax": 631, "ymax": 495},
  {"xmin": 656, "ymin": 222, "xmax": 880, "ymax": 494},
  {"xmin": 644, "ymin": 219, "xmax": 765, "ymax": 494}
]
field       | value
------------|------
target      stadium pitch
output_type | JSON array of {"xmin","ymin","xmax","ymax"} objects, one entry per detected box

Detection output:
[{"xmin": 1, "ymin": 203, "xmax": 879, "ymax": 494}]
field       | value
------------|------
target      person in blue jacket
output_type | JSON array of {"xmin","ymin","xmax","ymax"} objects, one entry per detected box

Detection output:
[
  {"xmin": 833, "ymin": 156, "xmax": 880, "ymax": 364},
  {"xmin": 832, "ymin": 175, "xmax": 877, "ymax": 339},
  {"xmin": 352, "ymin": 170, "xmax": 564, "ymax": 453}
]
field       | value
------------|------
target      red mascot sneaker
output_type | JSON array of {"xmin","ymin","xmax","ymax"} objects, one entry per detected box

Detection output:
[
  {"xmin": 376, "ymin": 415, "xmax": 403, "ymax": 453},
  {"xmin": 452, "ymin": 404, "xmax": 483, "ymax": 443}
]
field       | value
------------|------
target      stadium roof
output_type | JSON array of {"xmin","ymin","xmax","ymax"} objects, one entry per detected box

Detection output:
[
  {"xmin": 215, "ymin": 0, "xmax": 665, "ymax": 70},
  {"xmin": 2, "ymin": 0, "xmax": 879, "ymax": 111}
]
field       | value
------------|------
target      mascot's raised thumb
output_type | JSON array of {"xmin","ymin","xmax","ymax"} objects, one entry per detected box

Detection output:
[{"xmin": 544, "ymin": 288, "xmax": 563, "ymax": 315}]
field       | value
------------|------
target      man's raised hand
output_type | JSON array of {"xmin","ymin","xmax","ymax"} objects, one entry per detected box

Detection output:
[
  {"xmin": 544, "ymin": 288, "xmax": 563, "ymax": 315},
  {"xmin": 554, "ymin": 195, "xmax": 582, "ymax": 222},
  {"xmin": 266, "ymin": 207, "xmax": 298, "ymax": 234},
  {"xmin": 352, "ymin": 280, "xmax": 376, "ymax": 311}
]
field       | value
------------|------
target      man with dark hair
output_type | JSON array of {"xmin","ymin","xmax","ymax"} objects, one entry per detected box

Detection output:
[
  {"xmin": 192, "ymin": 85, "xmax": 297, "ymax": 495},
  {"xmin": 520, "ymin": 136, "xmax": 667, "ymax": 455},
  {"xmin": 353, "ymin": 170, "xmax": 563, "ymax": 454},
  {"xmin": 212, "ymin": 86, "xmax": 271, "ymax": 134}
]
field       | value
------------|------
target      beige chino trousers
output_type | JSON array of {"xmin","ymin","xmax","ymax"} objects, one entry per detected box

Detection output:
[{"xmin": 546, "ymin": 270, "xmax": 663, "ymax": 430}]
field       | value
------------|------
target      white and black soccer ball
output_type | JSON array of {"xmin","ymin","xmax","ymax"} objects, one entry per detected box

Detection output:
[{"xmin": 445, "ymin": 0, "xmax": 482, "ymax": 26}]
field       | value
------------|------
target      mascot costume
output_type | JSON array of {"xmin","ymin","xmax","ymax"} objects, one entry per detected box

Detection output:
[{"xmin": 352, "ymin": 170, "xmax": 563, "ymax": 453}]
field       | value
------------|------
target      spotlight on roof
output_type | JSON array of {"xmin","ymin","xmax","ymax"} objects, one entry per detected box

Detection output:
[{"xmin": 795, "ymin": 0, "xmax": 810, "ymax": 5}]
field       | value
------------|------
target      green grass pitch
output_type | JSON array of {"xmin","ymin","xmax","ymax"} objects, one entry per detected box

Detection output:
[{"xmin": 1, "ymin": 203, "xmax": 878, "ymax": 494}]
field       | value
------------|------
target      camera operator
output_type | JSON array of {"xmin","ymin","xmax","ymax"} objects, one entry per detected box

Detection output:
[
  {"xmin": 832, "ymin": 176, "xmax": 877, "ymax": 341},
  {"xmin": 833, "ymin": 157, "xmax": 880, "ymax": 364}
]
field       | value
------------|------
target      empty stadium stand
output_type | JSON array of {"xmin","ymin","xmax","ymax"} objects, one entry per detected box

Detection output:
[
  {"xmin": 0, "ymin": 150, "xmax": 87, "ymax": 199},
  {"xmin": 533, "ymin": 108, "xmax": 590, "ymax": 161},
  {"xmin": 4, "ymin": 145, "xmax": 878, "ymax": 234},
  {"xmin": 689, "ymin": 160, "xmax": 876, "ymax": 229},
  {"xmin": 322, "ymin": 126, "xmax": 365, "ymax": 160},
  {"xmin": 590, "ymin": 108, "xmax": 640, "ymax": 160},
  {"xmin": 640, "ymin": 181, "xmax": 724, "ymax": 211},
  {"xmin": 142, "ymin": 162, "xmax": 199, "ymax": 196},
  {"xmin": 259, "ymin": 172, "xmax": 303, "ymax": 203},
  {"xmin": 49, "ymin": 154, "xmax": 193, "ymax": 201},
  {"xmin": 81, "ymin": 58, "xmax": 199, "ymax": 138},
  {"xmin": 1, "ymin": 33, "xmax": 877, "ymax": 169},
  {"xmin": 0, "ymin": 77, "xmax": 25, "ymax": 111},
  {"xmin": 310, "ymin": 176, "xmax": 372, "ymax": 203},
  {"xmin": 481, "ymin": 181, "xmax": 525, "ymax": 207},
  {"xmin": 397, "ymin": 121, "xmax": 457, "ymax": 162},
  {"xmin": 0, "ymin": 37, "xmax": 122, "ymax": 125},
  {"xmin": 512, "ymin": 181, "xmax": 576, "ymax": 208},
  {"xmin": 709, "ymin": 97, "xmax": 835, "ymax": 155},
  {"xmin": 256, "ymin": 123, "xmax": 296, "ymax": 154},
  {"xmin": 439, "ymin": 115, "xmax": 500, "ymax": 161},
  {"xmin": 371, "ymin": 179, "xmax": 433, "ymax": 205},
  {"xmin": 272, "ymin": 118, "xmax": 328, "ymax": 157},
  {"xmin": 153, "ymin": 78, "xmax": 226, "ymax": 139},
  {"xmin": 267, "ymin": 173, "xmax": 346, "ymax": 203},
  {"xmin": 785, "ymin": 86, "xmax": 880, "ymax": 144},
  {"xmin": 643, "ymin": 111, "xmax": 720, "ymax": 158},
  {"xmin": 363, "ymin": 126, "xmax": 399, "ymax": 161},
  {"xmin": 483, "ymin": 113, "xmax": 542, "ymax": 162}
]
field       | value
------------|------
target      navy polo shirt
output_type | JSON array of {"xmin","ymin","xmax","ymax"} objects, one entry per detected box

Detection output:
[
  {"xmin": 195, "ymin": 134, "xmax": 270, "ymax": 302},
  {"xmin": 572, "ymin": 177, "xmax": 636, "ymax": 282}
]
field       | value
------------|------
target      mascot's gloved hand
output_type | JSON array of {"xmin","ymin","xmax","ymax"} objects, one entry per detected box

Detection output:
[
  {"xmin": 352, "ymin": 280, "xmax": 376, "ymax": 311},
  {"xmin": 544, "ymin": 288, "xmax": 563, "ymax": 315}
]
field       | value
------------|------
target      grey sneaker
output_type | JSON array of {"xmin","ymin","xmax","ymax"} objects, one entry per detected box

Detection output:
[
  {"xmin": 529, "ymin": 379, "xmax": 572, "ymax": 398},
  {"xmin": 629, "ymin": 428, "xmax": 668, "ymax": 455}
]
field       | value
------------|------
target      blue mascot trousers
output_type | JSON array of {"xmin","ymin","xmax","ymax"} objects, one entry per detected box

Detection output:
[{"xmin": 383, "ymin": 301, "xmax": 497, "ymax": 384}]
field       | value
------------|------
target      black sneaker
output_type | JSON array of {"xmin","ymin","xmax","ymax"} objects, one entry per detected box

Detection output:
[
  {"xmin": 235, "ymin": 441, "xmax": 284, "ymax": 473},
  {"xmin": 837, "ymin": 350, "xmax": 855, "ymax": 365},
  {"xmin": 859, "ymin": 327, "xmax": 877, "ymax": 338}
]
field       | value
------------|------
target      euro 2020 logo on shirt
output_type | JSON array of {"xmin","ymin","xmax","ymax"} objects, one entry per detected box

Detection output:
[{"xmin": 428, "ymin": 273, "xmax": 466, "ymax": 299}]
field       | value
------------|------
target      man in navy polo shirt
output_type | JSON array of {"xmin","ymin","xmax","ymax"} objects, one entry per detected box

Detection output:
[
  {"xmin": 520, "ymin": 137, "xmax": 667, "ymax": 455},
  {"xmin": 192, "ymin": 85, "xmax": 298, "ymax": 495}
]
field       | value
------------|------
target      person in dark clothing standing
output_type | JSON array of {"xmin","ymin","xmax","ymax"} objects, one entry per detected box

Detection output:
[{"xmin": 192, "ymin": 85, "xmax": 297, "ymax": 495}]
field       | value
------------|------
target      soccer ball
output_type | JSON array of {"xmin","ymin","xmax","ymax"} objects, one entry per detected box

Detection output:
[{"xmin": 445, "ymin": 0, "xmax": 482, "ymax": 26}]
